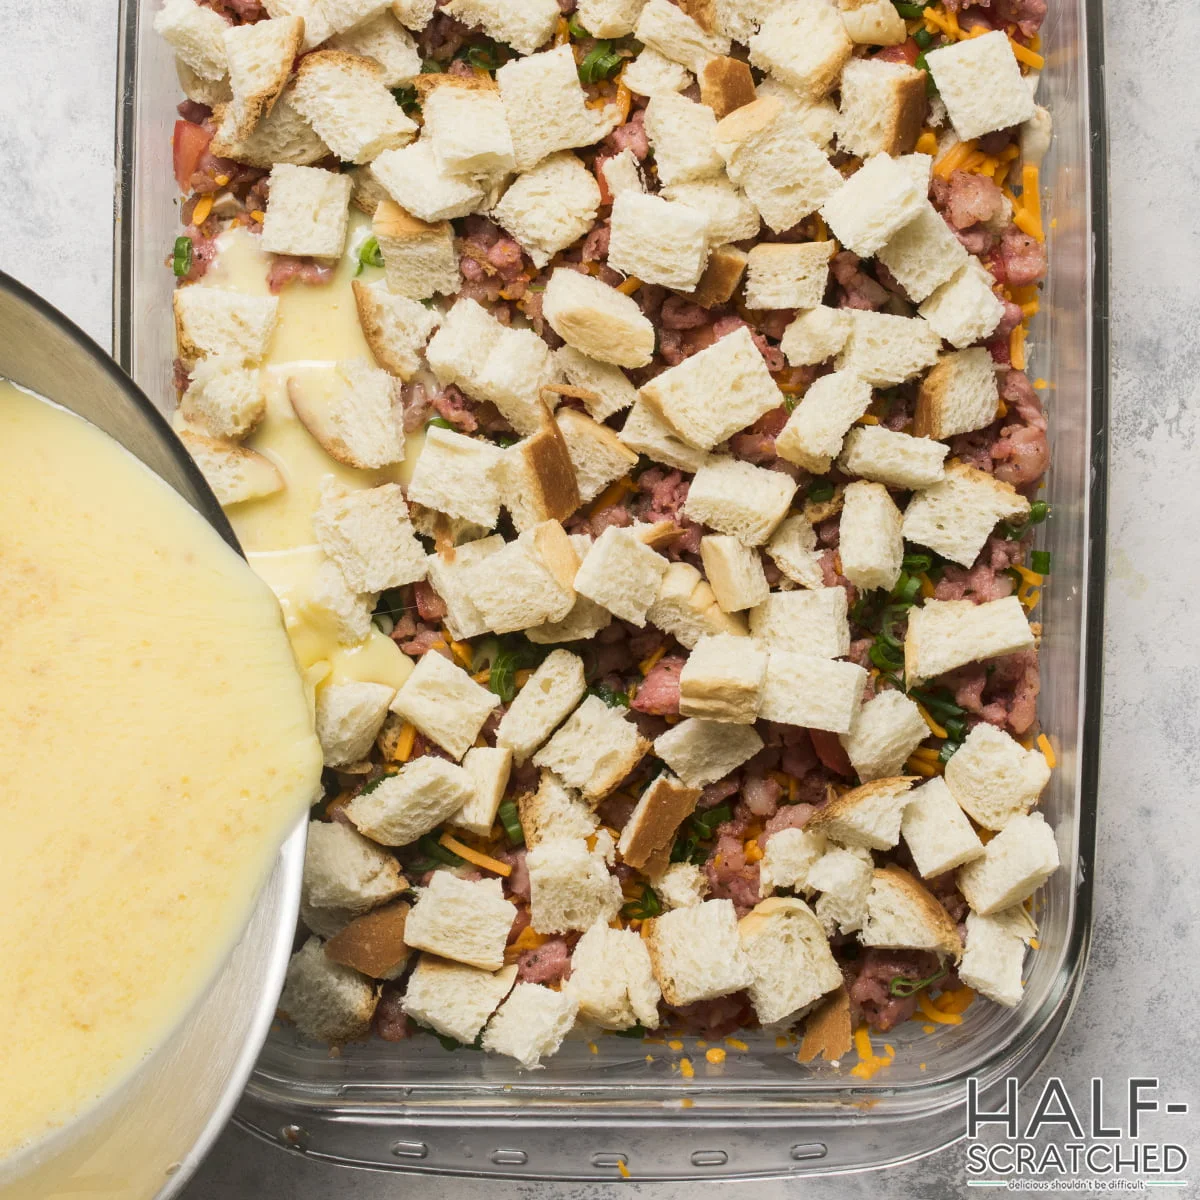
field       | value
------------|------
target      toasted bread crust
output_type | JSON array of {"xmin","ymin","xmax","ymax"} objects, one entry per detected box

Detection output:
[
  {"xmin": 873, "ymin": 864, "xmax": 964, "ymax": 958},
  {"xmin": 642, "ymin": 920, "xmax": 684, "ymax": 1005},
  {"xmin": 690, "ymin": 244, "xmax": 749, "ymax": 309},
  {"xmin": 522, "ymin": 405, "xmax": 583, "ymax": 524},
  {"xmin": 887, "ymin": 72, "xmax": 929, "ymax": 156},
  {"xmin": 699, "ymin": 56, "xmax": 757, "ymax": 119},
  {"xmin": 351, "ymin": 278, "xmax": 400, "ymax": 376},
  {"xmin": 373, "ymin": 198, "xmax": 449, "ymax": 241},
  {"xmin": 412, "ymin": 70, "xmax": 499, "ymax": 102},
  {"xmin": 915, "ymin": 355, "xmax": 961, "ymax": 438},
  {"xmin": 676, "ymin": 0, "xmax": 719, "ymax": 34},
  {"xmin": 806, "ymin": 776, "xmax": 918, "ymax": 832},
  {"xmin": 620, "ymin": 775, "xmax": 701, "ymax": 869},
  {"xmin": 797, "ymin": 985, "xmax": 853, "ymax": 1063},
  {"xmin": 324, "ymin": 900, "xmax": 411, "ymax": 978}
]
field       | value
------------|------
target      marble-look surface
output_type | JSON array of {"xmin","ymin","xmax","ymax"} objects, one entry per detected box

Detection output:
[{"xmin": 0, "ymin": 2, "xmax": 1197, "ymax": 1196}]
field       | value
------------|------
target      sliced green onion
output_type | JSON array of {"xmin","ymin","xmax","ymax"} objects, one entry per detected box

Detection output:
[
  {"xmin": 614, "ymin": 1023, "xmax": 649, "ymax": 1038},
  {"xmin": 420, "ymin": 59, "xmax": 444, "ymax": 74},
  {"xmin": 1030, "ymin": 549, "xmax": 1051, "ymax": 575},
  {"xmin": 463, "ymin": 41, "xmax": 506, "ymax": 71},
  {"xmin": 913, "ymin": 26, "xmax": 934, "ymax": 49},
  {"xmin": 578, "ymin": 41, "xmax": 624, "ymax": 83},
  {"xmin": 690, "ymin": 803, "xmax": 732, "ymax": 840},
  {"xmin": 498, "ymin": 797, "xmax": 524, "ymax": 847},
  {"xmin": 891, "ymin": 572, "xmax": 922, "ymax": 605},
  {"xmin": 427, "ymin": 416, "xmax": 454, "ymax": 430},
  {"xmin": 893, "ymin": 0, "xmax": 927, "ymax": 17},
  {"xmin": 436, "ymin": 1033, "xmax": 464, "ymax": 1051},
  {"xmin": 621, "ymin": 884, "xmax": 662, "ymax": 921},
  {"xmin": 1029, "ymin": 501, "xmax": 1049, "ymax": 524},
  {"xmin": 417, "ymin": 833, "xmax": 463, "ymax": 866},
  {"xmin": 392, "ymin": 84, "xmax": 419, "ymax": 114},
  {"xmin": 902, "ymin": 552, "xmax": 932, "ymax": 573},
  {"xmin": 807, "ymin": 479, "xmax": 835, "ymax": 503},
  {"xmin": 888, "ymin": 965, "xmax": 947, "ymax": 997},
  {"xmin": 915, "ymin": 51, "xmax": 938, "ymax": 96},
  {"xmin": 567, "ymin": 13, "xmax": 590, "ymax": 38},
  {"xmin": 486, "ymin": 636, "xmax": 545, "ymax": 703},
  {"xmin": 172, "ymin": 235, "xmax": 193, "ymax": 278},
  {"xmin": 869, "ymin": 641, "xmax": 904, "ymax": 673},
  {"xmin": 588, "ymin": 682, "xmax": 631, "ymax": 708},
  {"xmin": 356, "ymin": 234, "xmax": 384, "ymax": 276}
]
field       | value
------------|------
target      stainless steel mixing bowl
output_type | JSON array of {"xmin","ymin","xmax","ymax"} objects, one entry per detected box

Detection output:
[{"xmin": 0, "ymin": 269, "xmax": 305, "ymax": 1200}]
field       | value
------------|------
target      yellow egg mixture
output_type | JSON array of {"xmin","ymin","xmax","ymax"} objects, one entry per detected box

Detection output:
[{"xmin": 0, "ymin": 382, "xmax": 323, "ymax": 1162}]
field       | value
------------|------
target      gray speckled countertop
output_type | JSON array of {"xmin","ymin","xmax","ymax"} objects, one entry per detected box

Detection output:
[{"xmin": 1, "ymin": 2, "xmax": 1198, "ymax": 1196}]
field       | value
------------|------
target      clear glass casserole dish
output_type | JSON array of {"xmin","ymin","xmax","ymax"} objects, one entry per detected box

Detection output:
[{"xmin": 113, "ymin": 1, "xmax": 1109, "ymax": 1179}]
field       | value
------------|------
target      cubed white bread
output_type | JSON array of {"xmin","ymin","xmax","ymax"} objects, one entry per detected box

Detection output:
[
  {"xmin": 914, "ymin": 347, "xmax": 1001, "ymax": 439},
  {"xmin": 838, "ymin": 480, "xmax": 904, "ymax": 593},
  {"xmin": 618, "ymin": 398, "xmax": 712, "ymax": 474},
  {"xmin": 259, "ymin": 0, "xmax": 328, "ymax": 50},
  {"xmin": 372, "ymin": 139, "xmax": 488, "ymax": 223},
  {"xmin": 756, "ymin": 77, "xmax": 840, "ymax": 149},
  {"xmin": 608, "ymin": 191, "xmax": 711, "ymax": 291},
  {"xmin": 532, "ymin": 694, "xmax": 649, "ymax": 802},
  {"xmin": 220, "ymin": 16, "xmax": 304, "ymax": 140},
  {"xmin": 403, "ymin": 872, "xmax": 517, "ymax": 970},
  {"xmin": 300, "ymin": 897, "xmax": 356, "ymax": 940},
  {"xmin": 659, "ymin": 176, "xmax": 761, "ymax": 246},
  {"xmin": 957, "ymin": 812, "xmax": 1059, "ymax": 915},
  {"xmin": 901, "ymin": 774, "xmax": 987, "ymax": 878},
  {"xmin": 425, "ymin": 534, "xmax": 505, "ymax": 640},
  {"xmin": 766, "ymin": 513, "xmax": 826, "ymax": 590},
  {"xmin": 517, "ymin": 771, "xmax": 599, "ymax": 848},
  {"xmin": 497, "ymin": 44, "xmax": 609, "ymax": 171},
  {"xmin": 498, "ymin": 414, "xmax": 582, "ymax": 534},
  {"xmin": 442, "ymin": 0, "xmax": 559, "ymax": 54},
  {"xmin": 553, "ymin": 352, "xmax": 635, "ymax": 427},
  {"xmin": 290, "ymin": 50, "xmax": 417, "ymax": 164},
  {"xmin": 320, "ymin": 0, "xmax": 394, "ymax": 38},
  {"xmin": 739, "ymin": 896, "xmax": 842, "ymax": 1025},
  {"xmin": 425, "ymin": 297, "xmax": 556, "ymax": 435},
  {"xmin": 654, "ymin": 717, "xmax": 763, "ymax": 788},
  {"xmin": 635, "ymin": 0, "xmax": 729, "ymax": 74},
  {"xmin": 838, "ymin": 0, "xmax": 906, "ymax": 44},
  {"xmin": 280, "ymin": 937, "xmax": 377, "ymax": 1043},
  {"xmin": 345, "ymin": 756, "xmax": 474, "ymax": 846},
  {"xmin": 749, "ymin": 0, "xmax": 852, "ymax": 98},
  {"xmin": 567, "ymin": 921, "xmax": 662, "ymax": 1030},
  {"xmin": 312, "ymin": 480, "xmax": 426, "ymax": 592},
  {"xmin": 699, "ymin": 53, "xmax": 758, "ymax": 118},
  {"xmin": 573, "ymin": 526, "xmax": 668, "ymax": 627},
  {"xmin": 542, "ymin": 268, "xmax": 655, "ymax": 368},
  {"xmin": 706, "ymin": 0, "xmax": 769, "ymax": 41},
  {"xmin": 758, "ymin": 827, "xmax": 826, "ymax": 897},
  {"xmin": 460, "ymin": 521, "xmax": 579, "ymax": 635},
  {"xmin": 388, "ymin": 649, "xmax": 501, "ymax": 760},
  {"xmin": 577, "ymin": 0, "xmax": 648, "ymax": 37},
  {"xmin": 683, "ymin": 456, "xmax": 797, "ymax": 546},
  {"xmin": 944, "ymin": 722, "xmax": 1051, "ymax": 831},
  {"xmin": 641, "ymin": 327, "xmax": 782, "ymax": 452},
  {"xmin": 749, "ymin": 587, "xmax": 850, "ymax": 658},
  {"xmin": 173, "ymin": 287, "xmax": 278, "ymax": 366},
  {"xmin": 555, "ymin": 409, "xmax": 638, "ymax": 505},
  {"xmin": 958, "ymin": 909, "xmax": 1032, "ymax": 1007},
  {"xmin": 600, "ymin": 148, "xmax": 645, "ymax": 200},
  {"xmin": 402, "ymin": 956, "xmax": 518, "ymax": 1042},
  {"xmin": 330, "ymin": 11, "xmax": 421, "ymax": 86},
  {"xmin": 758, "ymin": 651, "xmax": 868, "ymax": 733},
  {"xmin": 304, "ymin": 558, "xmax": 376, "ymax": 644},
  {"xmin": 715, "ymin": 97, "xmax": 844, "ymax": 232},
  {"xmin": 838, "ymin": 425, "xmax": 948, "ymax": 490},
  {"xmin": 774, "ymin": 370, "xmax": 872, "ymax": 474},
  {"xmin": 322, "ymin": 899, "xmax": 412, "ymax": 980},
  {"xmin": 836, "ymin": 58, "xmax": 926, "ymax": 159},
  {"xmin": 177, "ymin": 59, "xmax": 231, "ymax": 108},
  {"xmin": 653, "ymin": 861, "xmax": 709, "ymax": 909},
  {"xmin": 902, "ymin": 463, "xmax": 1030, "ymax": 568},
  {"xmin": 448, "ymin": 745, "xmax": 514, "ymax": 836},
  {"xmin": 744, "ymin": 241, "xmax": 835, "ymax": 311},
  {"xmin": 155, "ymin": 0, "xmax": 228, "ymax": 80},
  {"xmin": 904, "ymin": 596, "xmax": 1035, "ymax": 686},
  {"xmin": 839, "ymin": 688, "xmax": 928, "ymax": 782},
  {"xmin": 699, "ymin": 536, "xmax": 770, "ymax": 614},
  {"xmin": 525, "ymin": 590, "xmax": 613, "ymax": 644},
  {"xmin": 877, "ymin": 202, "xmax": 969, "ymax": 304},
  {"xmin": 482, "ymin": 982, "xmax": 579, "ymax": 1069},
  {"xmin": 861, "ymin": 864, "xmax": 963, "ymax": 959},
  {"xmin": 808, "ymin": 844, "xmax": 873, "ymax": 935},
  {"xmin": 352, "ymin": 277, "xmax": 441, "ymax": 379},
  {"xmin": 315, "ymin": 680, "xmax": 395, "ymax": 768},
  {"xmin": 919, "ymin": 259, "xmax": 1006, "ymax": 349},
  {"xmin": 644, "ymin": 93, "xmax": 723, "ymax": 185},
  {"xmin": 180, "ymin": 358, "xmax": 264, "ymax": 441},
  {"xmin": 780, "ymin": 306, "xmax": 852, "ymax": 368},
  {"xmin": 493, "ymin": 153, "xmax": 603, "ymax": 270},
  {"xmin": 819, "ymin": 152, "xmax": 927, "ymax": 257},
  {"xmin": 288, "ymin": 358, "xmax": 404, "ymax": 470},
  {"xmin": 527, "ymin": 835, "xmax": 624, "ymax": 933},
  {"xmin": 835, "ymin": 309, "xmax": 943, "ymax": 386},
  {"xmin": 925, "ymin": 30, "xmax": 1035, "ymax": 142},
  {"xmin": 616, "ymin": 773, "xmax": 701, "ymax": 870},
  {"xmin": 625, "ymin": 48, "xmax": 694, "ymax": 103},
  {"xmin": 646, "ymin": 562, "xmax": 749, "ymax": 648},
  {"xmin": 180, "ymin": 430, "xmax": 283, "ymax": 507},
  {"xmin": 496, "ymin": 649, "xmax": 587, "ymax": 764},
  {"xmin": 392, "ymin": 0, "xmax": 436, "ymax": 30},
  {"xmin": 807, "ymin": 776, "xmax": 916, "ymax": 850},
  {"xmin": 422, "ymin": 80, "xmax": 514, "ymax": 176},
  {"xmin": 645, "ymin": 898, "xmax": 750, "ymax": 1005},
  {"xmin": 369, "ymin": 200, "xmax": 460, "ymax": 300},
  {"xmin": 303, "ymin": 818, "xmax": 406, "ymax": 912},
  {"xmin": 689, "ymin": 238, "xmax": 751, "ymax": 308},
  {"xmin": 1022, "ymin": 105, "xmax": 1053, "ymax": 167}
]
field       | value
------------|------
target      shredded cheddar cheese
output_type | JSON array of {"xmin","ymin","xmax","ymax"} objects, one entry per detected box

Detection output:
[
  {"xmin": 191, "ymin": 194, "xmax": 214, "ymax": 225},
  {"xmin": 1009, "ymin": 38, "xmax": 1044, "ymax": 69},
  {"xmin": 679, "ymin": 1057, "xmax": 694, "ymax": 1079},
  {"xmin": 616, "ymin": 275, "xmax": 642, "ymax": 296},
  {"xmin": 1010, "ymin": 324, "xmax": 1027, "ymax": 371},
  {"xmin": 250, "ymin": 209, "xmax": 265, "ymax": 223},
  {"xmin": 213, "ymin": 174, "xmax": 230, "ymax": 187},
  {"xmin": 439, "ymin": 833, "xmax": 512, "ymax": 877},
  {"xmin": 1014, "ymin": 164, "xmax": 1045, "ymax": 241},
  {"xmin": 918, "ymin": 572, "xmax": 936, "ymax": 599},
  {"xmin": 392, "ymin": 722, "xmax": 416, "ymax": 763},
  {"xmin": 915, "ymin": 131, "xmax": 939, "ymax": 157},
  {"xmin": 1037, "ymin": 733, "xmax": 1056, "ymax": 768},
  {"xmin": 443, "ymin": 629, "xmax": 473, "ymax": 668},
  {"xmin": 850, "ymin": 1026, "xmax": 893, "ymax": 1080},
  {"xmin": 639, "ymin": 644, "xmax": 667, "ymax": 676},
  {"xmin": 917, "ymin": 703, "xmax": 948, "ymax": 739},
  {"xmin": 587, "ymin": 474, "xmax": 636, "ymax": 516},
  {"xmin": 904, "ymin": 756, "xmax": 941, "ymax": 778},
  {"xmin": 934, "ymin": 139, "xmax": 976, "ymax": 180},
  {"xmin": 617, "ymin": 1160, "xmax": 631, "ymax": 1179},
  {"xmin": 725, "ymin": 1037, "xmax": 749, "ymax": 1051},
  {"xmin": 706, "ymin": 1047, "xmax": 726, "ymax": 1064},
  {"xmin": 917, "ymin": 993, "xmax": 963, "ymax": 1025},
  {"xmin": 1012, "ymin": 565, "xmax": 1044, "ymax": 587}
]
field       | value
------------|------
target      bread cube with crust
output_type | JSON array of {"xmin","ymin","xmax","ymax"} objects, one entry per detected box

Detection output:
[
  {"xmin": 388, "ymin": 649, "xmax": 501, "ymax": 760},
  {"xmin": 302, "ymin": 818, "xmax": 406, "ymax": 913},
  {"xmin": 861, "ymin": 864, "xmax": 964, "ymax": 959},
  {"xmin": 345, "ymin": 756, "xmax": 475, "ymax": 846},
  {"xmin": 566, "ymin": 921, "xmax": 662, "ymax": 1030},
  {"xmin": 943, "ymin": 722, "xmax": 1052, "ymax": 831},
  {"xmin": 807, "ymin": 776, "xmax": 917, "ymax": 851},
  {"xmin": 532, "ymin": 695, "xmax": 649, "ymax": 803},
  {"xmin": 496, "ymin": 649, "xmax": 587, "ymax": 764},
  {"xmin": 482, "ymin": 983, "xmax": 579, "ymax": 1068},
  {"xmin": 635, "ymin": 0, "xmax": 730, "ymax": 74},
  {"xmin": 368, "ymin": 200, "xmax": 460, "ymax": 300},
  {"xmin": 744, "ymin": 241, "xmax": 836, "ymax": 311},
  {"xmin": 748, "ymin": 0, "xmax": 852, "ymax": 98},
  {"xmin": 914, "ymin": 347, "xmax": 1001, "ymax": 439},
  {"xmin": 904, "ymin": 596, "xmax": 1035, "ymax": 686},
  {"xmin": 837, "ymin": 58, "xmax": 926, "ymax": 158},
  {"xmin": 330, "ymin": 11, "xmax": 421, "ymax": 87},
  {"xmin": 839, "ymin": 688, "xmax": 928, "ymax": 782},
  {"xmin": 493, "ymin": 153, "xmax": 603, "ymax": 269},
  {"xmin": 402, "ymin": 955, "xmax": 518, "ymax": 1043},
  {"xmin": 758, "ymin": 651, "xmax": 868, "ymax": 733},
  {"xmin": 403, "ymin": 872, "xmax": 517, "ymax": 970},
  {"xmin": 542, "ymin": 268, "xmax": 655, "ymax": 369},
  {"xmin": 616, "ymin": 773, "xmax": 702, "ymax": 870},
  {"xmin": 279, "ymin": 937, "xmax": 377, "ymax": 1044},
  {"xmin": 684, "ymin": 457, "xmax": 797, "ymax": 547},
  {"xmin": 313, "ymin": 480, "xmax": 427, "ymax": 593},
  {"xmin": 372, "ymin": 139, "xmax": 489, "ymax": 222},
  {"xmin": 901, "ymin": 775, "xmax": 986, "ymax": 878},
  {"xmin": 352, "ymin": 276, "xmax": 442, "ymax": 377},
  {"xmin": 775, "ymin": 370, "xmax": 872, "ymax": 474},
  {"xmin": 644, "ymin": 899, "xmax": 751, "ymax": 1005},
  {"xmin": 699, "ymin": 535, "xmax": 770, "ymax": 614}
]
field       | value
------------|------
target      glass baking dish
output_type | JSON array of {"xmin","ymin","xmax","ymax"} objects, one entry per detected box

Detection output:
[{"xmin": 113, "ymin": 0, "xmax": 1109, "ymax": 1179}]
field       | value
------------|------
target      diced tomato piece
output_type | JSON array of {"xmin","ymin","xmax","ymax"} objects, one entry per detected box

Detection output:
[
  {"xmin": 173, "ymin": 119, "xmax": 213, "ymax": 193},
  {"xmin": 876, "ymin": 38, "xmax": 920, "ymax": 66},
  {"xmin": 809, "ymin": 729, "xmax": 854, "ymax": 778}
]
